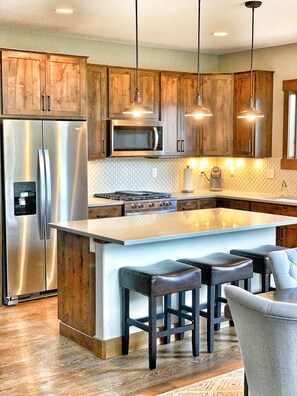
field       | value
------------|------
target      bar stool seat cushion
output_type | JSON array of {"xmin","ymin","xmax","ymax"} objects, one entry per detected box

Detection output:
[
  {"xmin": 178, "ymin": 253, "xmax": 253, "ymax": 285},
  {"xmin": 230, "ymin": 245, "xmax": 287, "ymax": 275},
  {"xmin": 119, "ymin": 260, "xmax": 201, "ymax": 297}
]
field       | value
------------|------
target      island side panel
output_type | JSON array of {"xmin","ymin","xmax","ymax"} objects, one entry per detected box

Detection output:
[{"xmin": 57, "ymin": 230, "xmax": 96, "ymax": 344}]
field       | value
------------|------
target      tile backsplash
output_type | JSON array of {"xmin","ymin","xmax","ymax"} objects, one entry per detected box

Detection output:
[{"xmin": 88, "ymin": 157, "xmax": 297, "ymax": 197}]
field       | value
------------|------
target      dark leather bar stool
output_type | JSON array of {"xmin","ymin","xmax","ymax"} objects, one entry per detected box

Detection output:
[
  {"xmin": 178, "ymin": 252, "xmax": 253, "ymax": 353},
  {"xmin": 230, "ymin": 245, "xmax": 287, "ymax": 293},
  {"xmin": 119, "ymin": 260, "xmax": 201, "ymax": 369}
]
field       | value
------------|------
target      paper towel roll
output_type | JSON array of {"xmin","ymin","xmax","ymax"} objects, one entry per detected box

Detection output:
[{"xmin": 182, "ymin": 166, "xmax": 194, "ymax": 193}]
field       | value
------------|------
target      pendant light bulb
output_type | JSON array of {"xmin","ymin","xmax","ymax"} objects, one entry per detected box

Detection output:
[
  {"xmin": 184, "ymin": 0, "xmax": 212, "ymax": 120},
  {"xmin": 123, "ymin": 0, "xmax": 153, "ymax": 117},
  {"xmin": 238, "ymin": 1, "xmax": 264, "ymax": 121}
]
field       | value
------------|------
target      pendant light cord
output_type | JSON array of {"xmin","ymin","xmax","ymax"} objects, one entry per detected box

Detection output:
[
  {"xmin": 250, "ymin": 5, "xmax": 255, "ymax": 105},
  {"xmin": 135, "ymin": 0, "xmax": 139, "ymax": 92},
  {"xmin": 197, "ymin": 0, "xmax": 201, "ymax": 97}
]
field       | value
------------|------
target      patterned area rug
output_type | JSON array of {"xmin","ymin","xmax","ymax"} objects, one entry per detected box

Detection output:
[{"xmin": 159, "ymin": 369, "xmax": 244, "ymax": 396}]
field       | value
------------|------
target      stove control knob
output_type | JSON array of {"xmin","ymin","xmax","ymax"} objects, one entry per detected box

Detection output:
[
  {"xmin": 160, "ymin": 202, "xmax": 164, "ymax": 207},
  {"xmin": 131, "ymin": 204, "xmax": 136, "ymax": 209},
  {"xmin": 165, "ymin": 201, "xmax": 170, "ymax": 206},
  {"xmin": 138, "ymin": 203, "xmax": 143, "ymax": 209},
  {"xmin": 149, "ymin": 202, "xmax": 154, "ymax": 208}
]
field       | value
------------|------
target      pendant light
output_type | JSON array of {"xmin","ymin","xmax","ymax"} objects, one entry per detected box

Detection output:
[
  {"xmin": 238, "ymin": 1, "xmax": 264, "ymax": 121},
  {"xmin": 123, "ymin": 0, "xmax": 153, "ymax": 117},
  {"xmin": 185, "ymin": 0, "xmax": 212, "ymax": 120}
]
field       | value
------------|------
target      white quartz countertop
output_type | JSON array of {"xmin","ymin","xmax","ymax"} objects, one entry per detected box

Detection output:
[
  {"xmin": 50, "ymin": 208, "xmax": 297, "ymax": 246},
  {"xmin": 88, "ymin": 190, "xmax": 297, "ymax": 207}
]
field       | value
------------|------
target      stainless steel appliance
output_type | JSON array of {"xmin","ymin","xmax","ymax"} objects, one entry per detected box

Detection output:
[
  {"xmin": 209, "ymin": 167, "xmax": 222, "ymax": 191},
  {"xmin": 94, "ymin": 191, "xmax": 177, "ymax": 216},
  {"xmin": 109, "ymin": 120, "xmax": 164, "ymax": 157},
  {"xmin": 1, "ymin": 120, "xmax": 88, "ymax": 305}
]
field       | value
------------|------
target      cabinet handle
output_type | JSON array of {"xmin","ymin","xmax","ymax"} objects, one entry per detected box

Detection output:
[
  {"xmin": 181, "ymin": 140, "xmax": 185, "ymax": 152},
  {"xmin": 42, "ymin": 95, "xmax": 46, "ymax": 112},
  {"xmin": 47, "ymin": 96, "xmax": 51, "ymax": 111},
  {"xmin": 177, "ymin": 140, "xmax": 181, "ymax": 152},
  {"xmin": 102, "ymin": 139, "xmax": 105, "ymax": 155},
  {"xmin": 248, "ymin": 139, "xmax": 252, "ymax": 153}
]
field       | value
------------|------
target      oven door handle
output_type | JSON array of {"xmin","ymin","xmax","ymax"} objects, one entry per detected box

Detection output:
[{"xmin": 153, "ymin": 127, "xmax": 159, "ymax": 151}]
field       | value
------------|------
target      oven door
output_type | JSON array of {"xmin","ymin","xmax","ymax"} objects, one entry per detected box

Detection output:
[{"xmin": 110, "ymin": 120, "xmax": 164, "ymax": 157}]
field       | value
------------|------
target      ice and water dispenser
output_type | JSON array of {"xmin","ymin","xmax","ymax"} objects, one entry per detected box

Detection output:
[{"xmin": 14, "ymin": 182, "xmax": 36, "ymax": 216}]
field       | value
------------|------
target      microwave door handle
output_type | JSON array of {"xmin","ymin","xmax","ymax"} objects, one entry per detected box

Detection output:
[{"xmin": 153, "ymin": 127, "xmax": 159, "ymax": 151}]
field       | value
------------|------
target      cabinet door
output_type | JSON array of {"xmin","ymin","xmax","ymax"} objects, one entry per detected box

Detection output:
[
  {"xmin": 160, "ymin": 72, "xmax": 180, "ymax": 155},
  {"xmin": 46, "ymin": 55, "xmax": 87, "ymax": 118},
  {"xmin": 180, "ymin": 74, "xmax": 201, "ymax": 156},
  {"xmin": 88, "ymin": 206, "xmax": 123, "ymax": 219},
  {"xmin": 201, "ymin": 74, "xmax": 233, "ymax": 156},
  {"xmin": 280, "ymin": 205, "xmax": 297, "ymax": 248},
  {"xmin": 177, "ymin": 199, "xmax": 198, "ymax": 211},
  {"xmin": 87, "ymin": 65, "xmax": 107, "ymax": 159},
  {"xmin": 199, "ymin": 198, "xmax": 216, "ymax": 209},
  {"xmin": 2, "ymin": 50, "xmax": 46, "ymax": 116},
  {"xmin": 138, "ymin": 70, "xmax": 159, "ymax": 119},
  {"xmin": 250, "ymin": 202, "xmax": 281, "ymax": 215},
  {"xmin": 233, "ymin": 72, "xmax": 254, "ymax": 157},
  {"xmin": 108, "ymin": 68, "xmax": 134, "ymax": 118}
]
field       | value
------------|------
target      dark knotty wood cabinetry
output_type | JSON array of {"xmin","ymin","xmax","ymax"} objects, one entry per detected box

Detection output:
[
  {"xmin": 161, "ymin": 72, "xmax": 200, "ymax": 156},
  {"xmin": 216, "ymin": 199, "xmax": 250, "ymax": 211},
  {"xmin": 88, "ymin": 205, "xmax": 123, "ymax": 219},
  {"xmin": 87, "ymin": 64, "xmax": 107, "ymax": 159},
  {"xmin": 108, "ymin": 67, "xmax": 159, "ymax": 119},
  {"xmin": 177, "ymin": 198, "xmax": 216, "ymax": 211},
  {"xmin": 1, "ymin": 50, "xmax": 87, "ymax": 118},
  {"xmin": 233, "ymin": 71, "xmax": 273, "ymax": 157},
  {"xmin": 201, "ymin": 74, "xmax": 233, "ymax": 156}
]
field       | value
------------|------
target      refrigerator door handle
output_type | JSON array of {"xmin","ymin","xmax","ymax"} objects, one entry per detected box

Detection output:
[
  {"xmin": 44, "ymin": 149, "xmax": 52, "ymax": 239},
  {"xmin": 38, "ymin": 149, "xmax": 46, "ymax": 240}
]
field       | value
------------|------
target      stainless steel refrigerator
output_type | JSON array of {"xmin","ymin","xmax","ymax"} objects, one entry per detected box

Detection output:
[{"xmin": 1, "ymin": 119, "xmax": 88, "ymax": 305}]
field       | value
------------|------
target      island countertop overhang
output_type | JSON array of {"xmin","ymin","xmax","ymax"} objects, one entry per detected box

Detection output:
[{"xmin": 50, "ymin": 208, "xmax": 297, "ymax": 246}]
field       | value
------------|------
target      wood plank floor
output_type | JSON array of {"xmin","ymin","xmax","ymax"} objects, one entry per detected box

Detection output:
[{"xmin": 0, "ymin": 297, "xmax": 243, "ymax": 395}]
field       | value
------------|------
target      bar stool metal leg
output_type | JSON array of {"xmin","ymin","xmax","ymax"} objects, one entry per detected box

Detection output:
[
  {"xmin": 149, "ymin": 296, "xmax": 157, "ymax": 370},
  {"xmin": 207, "ymin": 285, "xmax": 215, "ymax": 353},
  {"xmin": 192, "ymin": 288, "xmax": 200, "ymax": 357},
  {"xmin": 244, "ymin": 277, "xmax": 252, "ymax": 292},
  {"xmin": 177, "ymin": 291, "xmax": 185, "ymax": 340},
  {"xmin": 164, "ymin": 294, "xmax": 171, "ymax": 344},
  {"xmin": 122, "ymin": 288, "xmax": 130, "ymax": 355},
  {"xmin": 214, "ymin": 285, "xmax": 221, "ymax": 331}
]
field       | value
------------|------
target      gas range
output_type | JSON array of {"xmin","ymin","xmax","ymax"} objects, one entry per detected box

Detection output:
[{"xmin": 93, "ymin": 191, "xmax": 177, "ymax": 216}]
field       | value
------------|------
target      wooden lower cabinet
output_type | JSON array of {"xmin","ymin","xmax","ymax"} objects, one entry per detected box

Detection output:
[
  {"xmin": 177, "ymin": 198, "xmax": 216, "ymax": 211},
  {"xmin": 88, "ymin": 205, "xmax": 123, "ymax": 219},
  {"xmin": 199, "ymin": 198, "xmax": 216, "ymax": 209},
  {"xmin": 216, "ymin": 199, "xmax": 250, "ymax": 211}
]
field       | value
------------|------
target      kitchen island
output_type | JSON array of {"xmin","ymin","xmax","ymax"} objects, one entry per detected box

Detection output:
[{"xmin": 51, "ymin": 208, "xmax": 297, "ymax": 359}]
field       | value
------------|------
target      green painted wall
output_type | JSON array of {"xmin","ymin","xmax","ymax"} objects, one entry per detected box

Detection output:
[{"xmin": 0, "ymin": 26, "xmax": 218, "ymax": 73}]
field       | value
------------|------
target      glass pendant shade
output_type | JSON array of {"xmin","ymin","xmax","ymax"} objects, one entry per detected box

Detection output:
[
  {"xmin": 185, "ymin": 93, "xmax": 213, "ymax": 119},
  {"xmin": 123, "ymin": 0, "xmax": 153, "ymax": 117},
  {"xmin": 238, "ymin": 1, "xmax": 264, "ymax": 121},
  {"xmin": 185, "ymin": 0, "xmax": 212, "ymax": 120}
]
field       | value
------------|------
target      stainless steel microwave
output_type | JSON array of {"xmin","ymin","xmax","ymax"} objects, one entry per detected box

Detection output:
[{"xmin": 109, "ymin": 120, "xmax": 164, "ymax": 157}]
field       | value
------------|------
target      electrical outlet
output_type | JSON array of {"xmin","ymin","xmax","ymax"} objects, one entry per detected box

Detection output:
[
  {"xmin": 267, "ymin": 169, "xmax": 275, "ymax": 179},
  {"xmin": 152, "ymin": 168, "xmax": 157, "ymax": 178}
]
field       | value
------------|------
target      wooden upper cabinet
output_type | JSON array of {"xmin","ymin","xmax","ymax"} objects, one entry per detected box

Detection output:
[
  {"xmin": 2, "ymin": 50, "xmax": 46, "ymax": 116},
  {"xmin": 108, "ymin": 67, "xmax": 159, "ymax": 119},
  {"xmin": 201, "ymin": 74, "xmax": 233, "ymax": 156},
  {"xmin": 233, "ymin": 70, "xmax": 273, "ymax": 157},
  {"xmin": 180, "ymin": 74, "xmax": 201, "ymax": 156},
  {"xmin": 160, "ymin": 72, "xmax": 180, "ymax": 155},
  {"xmin": 46, "ymin": 55, "xmax": 86, "ymax": 118},
  {"xmin": 87, "ymin": 64, "xmax": 107, "ymax": 160},
  {"xmin": 1, "ymin": 50, "xmax": 87, "ymax": 119}
]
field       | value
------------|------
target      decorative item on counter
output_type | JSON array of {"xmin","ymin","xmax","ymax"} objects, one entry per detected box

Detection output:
[
  {"xmin": 281, "ymin": 180, "xmax": 288, "ymax": 197},
  {"xmin": 182, "ymin": 166, "xmax": 194, "ymax": 193},
  {"xmin": 209, "ymin": 167, "xmax": 222, "ymax": 191}
]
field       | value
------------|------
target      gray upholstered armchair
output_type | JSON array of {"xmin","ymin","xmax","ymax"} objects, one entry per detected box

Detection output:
[
  {"xmin": 268, "ymin": 248, "xmax": 297, "ymax": 289},
  {"xmin": 225, "ymin": 285, "xmax": 297, "ymax": 396}
]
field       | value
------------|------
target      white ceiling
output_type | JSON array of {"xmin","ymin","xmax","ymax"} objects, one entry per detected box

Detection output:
[{"xmin": 0, "ymin": 0, "xmax": 296, "ymax": 55}]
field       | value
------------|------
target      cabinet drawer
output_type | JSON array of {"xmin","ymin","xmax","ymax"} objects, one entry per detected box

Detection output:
[
  {"xmin": 88, "ymin": 205, "xmax": 123, "ymax": 219},
  {"xmin": 199, "ymin": 198, "xmax": 216, "ymax": 209},
  {"xmin": 177, "ymin": 199, "xmax": 198, "ymax": 211},
  {"xmin": 250, "ymin": 202, "xmax": 281, "ymax": 215},
  {"xmin": 231, "ymin": 200, "xmax": 250, "ymax": 211}
]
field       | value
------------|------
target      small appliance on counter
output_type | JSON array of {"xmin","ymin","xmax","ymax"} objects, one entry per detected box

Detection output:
[
  {"xmin": 182, "ymin": 166, "xmax": 194, "ymax": 193},
  {"xmin": 209, "ymin": 167, "xmax": 222, "ymax": 191}
]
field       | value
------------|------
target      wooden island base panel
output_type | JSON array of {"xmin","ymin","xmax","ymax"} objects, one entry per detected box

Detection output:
[{"xmin": 53, "ymin": 208, "xmax": 297, "ymax": 359}]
